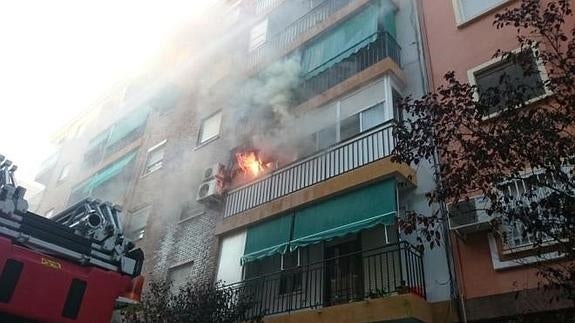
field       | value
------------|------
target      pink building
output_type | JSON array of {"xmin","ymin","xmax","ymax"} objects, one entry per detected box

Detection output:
[{"xmin": 421, "ymin": 0, "xmax": 575, "ymax": 321}]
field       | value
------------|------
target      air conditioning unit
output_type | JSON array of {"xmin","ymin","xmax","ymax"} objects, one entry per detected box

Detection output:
[
  {"xmin": 196, "ymin": 178, "xmax": 224, "ymax": 203},
  {"xmin": 448, "ymin": 196, "xmax": 494, "ymax": 233},
  {"xmin": 203, "ymin": 163, "xmax": 226, "ymax": 181}
]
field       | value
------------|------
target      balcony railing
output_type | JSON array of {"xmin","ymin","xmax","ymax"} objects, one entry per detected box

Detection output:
[
  {"xmin": 295, "ymin": 31, "xmax": 400, "ymax": 105},
  {"xmin": 222, "ymin": 242, "xmax": 425, "ymax": 320},
  {"xmin": 255, "ymin": 0, "xmax": 285, "ymax": 16},
  {"xmin": 249, "ymin": 0, "xmax": 354, "ymax": 69},
  {"xmin": 224, "ymin": 121, "xmax": 395, "ymax": 218}
]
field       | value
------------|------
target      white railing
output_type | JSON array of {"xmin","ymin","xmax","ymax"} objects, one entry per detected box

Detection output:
[
  {"xmin": 224, "ymin": 121, "xmax": 395, "ymax": 218},
  {"xmin": 255, "ymin": 0, "xmax": 285, "ymax": 16}
]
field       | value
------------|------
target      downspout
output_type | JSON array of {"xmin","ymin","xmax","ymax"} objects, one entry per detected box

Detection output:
[{"xmin": 410, "ymin": 0, "xmax": 466, "ymax": 321}]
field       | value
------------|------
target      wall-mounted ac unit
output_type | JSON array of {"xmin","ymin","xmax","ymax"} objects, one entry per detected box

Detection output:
[
  {"xmin": 448, "ymin": 197, "xmax": 494, "ymax": 233},
  {"xmin": 203, "ymin": 163, "xmax": 226, "ymax": 181},
  {"xmin": 196, "ymin": 178, "xmax": 224, "ymax": 203}
]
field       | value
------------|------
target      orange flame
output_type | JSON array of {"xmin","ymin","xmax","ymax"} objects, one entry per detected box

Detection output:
[{"xmin": 236, "ymin": 151, "xmax": 266, "ymax": 177}]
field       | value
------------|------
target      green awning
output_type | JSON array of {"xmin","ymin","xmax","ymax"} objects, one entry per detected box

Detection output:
[
  {"xmin": 241, "ymin": 212, "xmax": 294, "ymax": 265},
  {"xmin": 290, "ymin": 179, "xmax": 397, "ymax": 251},
  {"xmin": 88, "ymin": 151, "xmax": 137, "ymax": 189},
  {"xmin": 302, "ymin": 4, "xmax": 378, "ymax": 78},
  {"xmin": 107, "ymin": 108, "xmax": 149, "ymax": 146}
]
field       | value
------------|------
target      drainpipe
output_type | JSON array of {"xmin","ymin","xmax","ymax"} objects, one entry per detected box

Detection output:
[{"xmin": 410, "ymin": 0, "xmax": 466, "ymax": 322}]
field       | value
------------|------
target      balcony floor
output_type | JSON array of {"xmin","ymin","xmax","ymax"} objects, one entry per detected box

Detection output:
[{"xmin": 263, "ymin": 294, "xmax": 433, "ymax": 323}]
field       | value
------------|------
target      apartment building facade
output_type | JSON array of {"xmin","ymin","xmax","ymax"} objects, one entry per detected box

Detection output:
[
  {"xmin": 421, "ymin": 0, "xmax": 575, "ymax": 321},
  {"xmin": 207, "ymin": 0, "xmax": 456, "ymax": 322},
  {"xmin": 35, "ymin": 0, "xmax": 459, "ymax": 322}
]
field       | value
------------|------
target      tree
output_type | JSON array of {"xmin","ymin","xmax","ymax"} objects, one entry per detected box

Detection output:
[
  {"xmin": 121, "ymin": 279, "xmax": 261, "ymax": 323},
  {"xmin": 392, "ymin": 0, "xmax": 575, "ymax": 301}
]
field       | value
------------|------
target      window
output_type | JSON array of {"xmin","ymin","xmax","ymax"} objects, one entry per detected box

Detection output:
[
  {"xmin": 249, "ymin": 19, "xmax": 268, "ymax": 51},
  {"xmin": 498, "ymin": 172, "xmax": 562, "ymax": 251},
  {"xmin": 127, "ymin": 207, "xmax": 150, "ymax": 241},
  {"xmin": 279, "ymin": 250, "xmax": 302, "ymax": 294},
  {"xmin": 471, "ymin": 49, "xmax": 546, "ymax": 116},
  {"xmin": 169, "ymin": 262, "xmax": 193, "ymax": 293},
  {"xmin": 316, "ymin": 125, "xmax": 337, "ymax": 150},
  {"xmin": 340, "ymin": 114, "xmax": 360, "ymax": 141},
  {"xmin": 454, "ymin": 0, "xmax": 508, "ymax": 24},
  {"xmin": 45, "ymin": 208, "xmax": 55, "ymax": 218},
  {"xmin": 143, "ymin": 140, "xmax": 166, "ymax": 175},
  {"xmin": 58, "ymin": 164, "xmax": 71, "ymax": 182},
  {"xmin": 198, "ymin": 111, "xmax": 222, "ymax": 145},
  {"xmin": 361, "ymin": 102, "xmax": 386, "ymax": 130}
]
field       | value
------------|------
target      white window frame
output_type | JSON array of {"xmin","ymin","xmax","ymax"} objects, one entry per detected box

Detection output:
[
  {"xmin": 127, "ymin": 206, "xmax": 151, "ymax": 241},
  {"xmin": 58, "ymin": 164, "xmax": 71, "ymax": 182},
  {"xmin": 45, "ymin": 208, "xmax": 55, "ymax": 218},
  {"xmin": 143, "ymin": 140, "xmax": 167, "ymax": 176},
  {"xmin": 452, "ymin": 0, "xmax": 512, "ymax": 26},
  {"xmin": 467, "ymin": 46, "xmax": 552, "ymax": 119},
  {"xmin": 197, "ymin": 111, "xmax": 222, "ymax": 146}
]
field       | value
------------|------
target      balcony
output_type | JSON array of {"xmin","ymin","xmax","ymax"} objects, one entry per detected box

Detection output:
[
  {"xmin": 254, "ymin": 0, "xmax": 286, "ymax": 16},
  {"xmin": 248, "ymin": 0, "xmax": 354, "ymax": 69},
  {"xmin": 222, "ymin": 242, "xmax": 426, "ymax": 320},
  {"xmin": 295, "ymin": 31, "xmax": 400, "ymax": 105},
  {"xmin": 224, "ymin": 121, "xmax": 396, "ymax": 218}
]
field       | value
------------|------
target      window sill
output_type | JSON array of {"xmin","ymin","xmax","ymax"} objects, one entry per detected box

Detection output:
[
  {"xmin": 480, "ymin": 91, "xmax": 553, "ymax": 121},
  {"xmin": 178, "ymin": 212, "xmax": 205, "ymax": 224},
  {"xmin": 194, "ymin": 135, "xmax": 220, "ymax": 150},
  {"xmin": 141, "ymin": 165, "xmax": 163, "ymax": 179},
  {"xmin": 455, "ymin": 0, "xmax": 516, "ymax": 29},
  {"xmin": 488, "ymin": 233, "xmax": 564, "ymax": 270}
]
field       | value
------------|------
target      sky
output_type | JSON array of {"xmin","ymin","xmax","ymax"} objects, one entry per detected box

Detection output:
[{"xmin": 0, "ymin": 0, "xmax": 216, "ymax": 182}]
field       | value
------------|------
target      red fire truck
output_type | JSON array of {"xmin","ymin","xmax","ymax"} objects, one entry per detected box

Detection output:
[{"xmin": 0, "ymin": 154, "xmax": 144, "ymax": 322}]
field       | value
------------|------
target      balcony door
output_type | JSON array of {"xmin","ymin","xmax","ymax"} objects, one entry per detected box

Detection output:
[{"xmin": 324, "ymin": 238, "xmax": 363, "ymax": 306}]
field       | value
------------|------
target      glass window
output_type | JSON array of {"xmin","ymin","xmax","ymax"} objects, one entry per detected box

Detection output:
[
  {"xmin": 474, "ymin": 50, "xmax": 545, "ymax": 115},
  {"xmin": 169, "ymin": 262, "xmax": 194, "ymax": 294},
  {"xmin": 249, "ymin": 19, "xmax": 268, "ymax": 51},
  {"xmin": 340, "ymin": 114, "xmax": 360, "ymax": 141},
  {"xmin": 127, "ymin": 207, "xmax": 150, "ymax": 241},
  {"xmin": 360, "ymin": 102, "xmax": 386, "ymax": 131},
  {"xmin": 457, "ymin": 0, "xmax": 507, "ymax": 22},
  {"xmin": 316, "ymin": 125, "xmax": 337, "ymax": 150},
  {"xmin": 144, "ymin": 141, "xmax": 166, "ymax": 175},
  {"xmin": 58, "ymin": 164, "xmax": 71, "ymax": 181},
  {"xmin": 198, "ymin": 111, "xmax": 222, "ymax": 145}
]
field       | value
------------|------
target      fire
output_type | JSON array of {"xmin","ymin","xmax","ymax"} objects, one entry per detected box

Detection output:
[{"xmin": 236, "ymin": 151, "xmax": 266, "ymax": 177}]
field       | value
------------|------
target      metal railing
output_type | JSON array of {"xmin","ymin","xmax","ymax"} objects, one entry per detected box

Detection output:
[
  {"xmin": 255, "ymin": 0, "xmax": 286, "ymax": 16},
  {"xmin": 224, "ymin": 121, "xmax": 395, "ymax": 218},
  {"xmin": 222, "ymin": 242, "xmax": 425, "ymax": 320},
  {"xmin": 295, "ymin": 31, "xmax": 401, "ymax": 105},
  {"xmin": 249, "ymin": 0, "xmax": 354, "ymax": 69}
]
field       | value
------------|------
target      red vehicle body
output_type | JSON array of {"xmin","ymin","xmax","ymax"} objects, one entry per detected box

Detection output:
[{"xmin": 0, "ymin": 236, "xmax": 136, "ymax": 323}]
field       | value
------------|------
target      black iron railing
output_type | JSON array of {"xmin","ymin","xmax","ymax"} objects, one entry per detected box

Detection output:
[
  {"xmin": 295, "ymin": 31, "xmax": 400, "ymax": 105},
  {"xmin": 222, "ymin": 242, "xmax": 425, "ymax": 319}
]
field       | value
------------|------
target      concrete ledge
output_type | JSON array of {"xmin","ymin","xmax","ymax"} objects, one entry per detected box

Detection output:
[
  {"xmin": 263, "ymin": 294, "xmax": 433, "ymax": 323},
  {"xmin": 216, "ymin": 159, "xmax": 415, "ymax": 235}
]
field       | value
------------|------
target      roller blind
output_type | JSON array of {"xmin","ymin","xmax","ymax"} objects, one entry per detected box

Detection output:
[
  {"xmin": 242, "ymin": 212, "xmax": 294, "ymax": 265},
  {"xmin": 301, "ymin": 5, "xmax": 379, "ymax": 78},
  {"xmin": 291, "ymin": 179, "xmax": 396, "ymax": 250}
]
